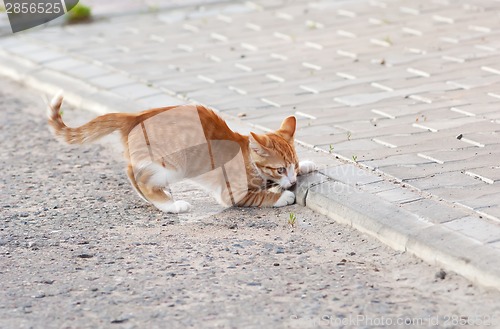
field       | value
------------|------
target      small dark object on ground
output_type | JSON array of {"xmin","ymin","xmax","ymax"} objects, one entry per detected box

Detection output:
[{"xmin": 436, "ymin": 269, "xmax": 447, "ymax": 280}]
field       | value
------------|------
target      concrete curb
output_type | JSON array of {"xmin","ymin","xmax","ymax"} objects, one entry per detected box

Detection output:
[
  {"xmin": 1, "ymin": 44, "xmax": 499, "ymax": 291},
  {"xmin": 297, "ymin": 173, "xmax": 500, "ymax": 291}
]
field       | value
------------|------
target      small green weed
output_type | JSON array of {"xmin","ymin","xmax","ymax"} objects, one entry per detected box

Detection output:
[
  {"xmin": 148, "ymin": 4, "xmax": 160, "ymax": 13},
  {"xmin": 352, "ymin": 155, "xmax": 358, "ymax": 163},
  {"xmin": 288, "ymin": 212, "xmax": 297, "ymax": 228},
  {"xmin": 66, "ymin": 3, "xmax": 92, "ymax": 23},
  {"xmin": 347, "ymin": 131, "xmax": 352, "ymax": 141},
  {"xmin": 306, "ymin": 20, "xmax": 322, "ymax": 30},
  {"xmin": 329, "ymin": 144, "xmax": 334, "ymax": 154}
]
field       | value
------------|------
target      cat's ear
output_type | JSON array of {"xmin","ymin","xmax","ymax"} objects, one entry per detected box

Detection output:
[
  {"xmin": 277, "ymin": 116, "xmax": 296, "ymax": 142},
  {"xmin": 249, "ymin": 132, "xmax": 271, "ymax": 157}
]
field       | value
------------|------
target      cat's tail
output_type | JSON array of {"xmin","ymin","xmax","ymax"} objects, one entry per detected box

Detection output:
[{"xmin": 47, "ymin": 92, "xmax": 133, "ymax": 144}]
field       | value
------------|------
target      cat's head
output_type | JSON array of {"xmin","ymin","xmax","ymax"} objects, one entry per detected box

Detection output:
[{"xmin": 249, "ymin": 116, "xmax": 299, "ymax": 189}]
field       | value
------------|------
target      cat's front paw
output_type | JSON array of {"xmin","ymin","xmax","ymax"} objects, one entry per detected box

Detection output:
[
  {"xmin": 273, "ymin": 190, "xmax": 295, "ymax": 207},
  {"xmin": 299, "ymin": 160, "xmax": 317, "ymax": 175}
]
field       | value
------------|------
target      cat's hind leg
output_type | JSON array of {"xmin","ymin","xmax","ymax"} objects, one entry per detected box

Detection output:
[
  {"xmin": 126, "ymin": 164, "xmax": 148, "ymax": 203},
  {"xmin": 132, "ymin": 163, "xmax": 192, "ymax": 213}
]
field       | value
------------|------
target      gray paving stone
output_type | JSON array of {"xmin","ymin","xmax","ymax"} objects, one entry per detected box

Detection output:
[
  {"xmin": 333, "ymin": 120, "xmax": 427, "ymax": 140},
  {"xmin": 22, "ymin": 49, "xmax": 65, "ymax": 63},
  {"xmin": 466, "ymin": 167, "xmax": 500, "ymax": 184},
  {"xmin": 332, "ymin": 120, "xmax": 383, "ymax": 134},
  {"xmin": 295, "ymin": 124, "xmax": 345, "ymax": 138},
  {"xmin": 357, "ymin": 147, "xmax": 418, "ymax": 163},
  {"xmin": 455, "ymin": 191, "xmax": 500, "ymax": 210},
  {"xmin": 444, "ymin": 216, "xmax": 500, "ymax": 244},
  {"xmin": 154, "ymin": 76, "xmax": 215, "ymax": 94},
  {"xmin": 295, "ymin": 107, "xmax": 375, "ymax": 124},
  {"xmin": 376, "ymin": 154, "xmax": 495, "ymax": 179},
  {"xmin": 67, "ymin": 65, "xmax": 111, "ymax": 80},
  {"xmin": 137, "ymin": 93, "xmax": 183, "ymax": 108},
  {"xmin": 446, "ymin": 74, "xmax": 500, "ymax": 90},
  {"xmin": 418, "ymin": 149, "xmax": 489, "ymax": 164},
  {"xmin": 369, "ymin": 99, "xmax": 469, "ymax": 120},
  {"xmin": 401, "ymin": 198, "xmax": 470, "ymax": 224},
  {"xmin": 317, "ymin": 139, "xmax": 387, "ymax": 154},
  {"xmin": 375, "ymin": 188, "xmax": 423, "ymax": 204},
  {"xmin": 425, "ymin": 183, "xmax": 499, "ymax": 208},
  {"xmin": 7, "ymin": 43, "xmax": 43, "ymax": 55},
  {"xmin": 0, "ymin": 37, "xmax": 26, "ymax": 49},
  {"xmin": 358, "ymin": 180, "xmax": 400, "ymax": 194},
  {"xmin": 363, "ymin": 154, "xmax": 434, "ymax": 170},
  {"xmin": 212, "ymin": 97, "xmax": 272, "ymax": 113},
  {"xmin": 489, "ymin": 240, "xmax": 500, "ymax": 251},
  {"xmin": 409, "ymin": 116, "xmax": 482, "ymax": 132},
  {"xmin": 44, "ymin": 58, "xmax": 86, "ymax": 71},
  {"xmin": 477, "ymin": 206, "xmax": 500, "ymax": 222},
  {"xmin": 76, "ymin": 47, "xmax": 126, "ymax": 63},
  {"xmin": 382, "ymin": 134, "xmax": 472, "ymax": 152},
  {"xmin": 111, "ymin": 83, "xmax": 162, "ymax": 100},
  {"xmin": 186, "ymin": 87, "xmax": 239, "ymax": 105},
  {"xmin": 113, "ymin": 61, "xmax": 183, "ymax": 81},
  {"xmin": 320, "ymin": 164, "xmax": 383, "ymax": 186},
  {"xmin": 333, "ymin": 91, "xmax": 396, "ymax": 107},
  {"xmin": 485, "ymin": 111, "xmax": 500, "ymax": 120},
  {"xmin": 89, "ymin": 73, "xmax": 137, "ymax": 89},
  {"xmin": 405, "ymin": 171, "xmax": 484, "ymax": 190}
]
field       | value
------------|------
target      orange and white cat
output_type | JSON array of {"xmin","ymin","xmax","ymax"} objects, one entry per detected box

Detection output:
[{"xmin": 47, "ymin": 93, "xmax": 316, "ymax": 213}]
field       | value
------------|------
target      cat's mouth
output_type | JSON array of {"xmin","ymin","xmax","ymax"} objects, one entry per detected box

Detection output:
[
  {"xmin": 266, "ymin": 180, "xmax": 295, "ymax": 190},
  {"xmin": 266, "ymin": 180, "xmax": 282, "ymax": 189}
]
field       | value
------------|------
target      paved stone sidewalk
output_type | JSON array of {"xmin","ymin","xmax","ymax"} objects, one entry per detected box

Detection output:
[{"xmin": 0, "ymin": 0, "xmax": 500, "ymax": 288}]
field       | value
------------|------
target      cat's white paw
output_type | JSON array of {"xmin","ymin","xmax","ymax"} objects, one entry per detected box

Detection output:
[
  {"xmin": 273, "ymin": 190, "xmax": 295, "ymax": 207},
  {"xmin": 155, "ymin": 200, "xmax": 192, "ymax": 213},
  {"xmin": 299, "ymin": 160, "xmax": 317, "ymax": 175},
  {"xmin": 172, "ymin": 200, "xmax": 192, "ymax": 213}
]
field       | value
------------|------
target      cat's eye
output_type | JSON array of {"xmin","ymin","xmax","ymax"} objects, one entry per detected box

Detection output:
[{"xmin": 277, "ymin": 167, "xmax": 286, "ymax": 174}]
